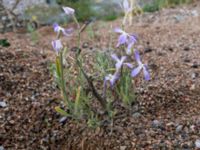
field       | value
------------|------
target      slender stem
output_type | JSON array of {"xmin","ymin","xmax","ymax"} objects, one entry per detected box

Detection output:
[
  {"xmin": 76, "ymin": 58, "xmax": 107, "ymax": 109},
  {"xmin": 59, "ymin": 52, "xmax": 69, "ymax": 106}
]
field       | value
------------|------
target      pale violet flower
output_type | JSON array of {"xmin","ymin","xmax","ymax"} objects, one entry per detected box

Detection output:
[
  {"xmin": 52, "ymin": 39, "xmax": 63, "ymax": 53},
  {"xmin": 114, "ymin": 28, "xmax": 137, "ymax": 54},
  {"xmin": 62, "ymin": 6, "xmax": 75, "ymax": 15},
  {"xmin": 53, "ymin": 23, "xmax": 73, "ymax": 36},
  {"xmin": 103, "ymin": 72, "xmax": 120, "ymax": 98},
  {"xmin": 121, "ymin": 0, "xmax": 133, "ymax": 13},
  {"xmin": 104, "ymin": 72, "xmax": 120, "ymax": 88},
  {"xmin": 111, "ymin": 54, "xmax": 127, "ymax": 71},
  {"xmin": 131, "ymin": 50, "xmax": 150, "ymax": 80}
]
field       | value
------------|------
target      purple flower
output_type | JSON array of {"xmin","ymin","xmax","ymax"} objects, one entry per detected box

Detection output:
[
  {"xmin": 114, "ymin": 28, "xmax": 137, "ymax": 54},
  {"xmin": 111, "ymin": 54, "xmax": 127, "ymax": 71},
  {"xmin": 53, "ymin": 23, "xmax": 73, "ymax": 36},
  {"xmin": 52, "ymin": 39, "xmax": 63, "ymax": 53},
  {"xmin": 103, "ymin": 72, "xmax": 119, "ymax": 98},
  {"xmin": 131, "ymin": 50, "xmax": 150, "ymax": 80},
  {"xmin": 122, "ymin": 0, "xmax": 133, "ymax": 13},
  {"xmin": 62, "ymin": 6, "xmax": 75, "ymax": 15},
  {"xmin": 104, "ymin": 72, "xmax": 120, "ymax": 88}
]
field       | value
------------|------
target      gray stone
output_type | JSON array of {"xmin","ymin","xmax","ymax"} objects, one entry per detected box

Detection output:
[
  {"xmin": 192, "ymin": 72, "xmax": 198, "ymax": 79},
  {"xmin": 132, "ymin": 112, "xmax": 141, "ymax": 118},
  {"xmin": 176, "ymin": 125, "xmax": 183, "ymax": 133},
  {"xmin": 0, "ymin": 101, "xmax": 7, "ymax": 108},
  {"xmin": 152, "ymin": 120, "xmax": 162, "ymax": 128},
  {"xmin": 195, "ymin": 139, "xmax": 200, "ymax": 148},
  {"xmin": 59, "ymin": 117, "xmax": 67, "ymax": 124},
  {"xmin": 0, "ymin": 146, "xmax": 5, "ymax": 150},
  {"xmin": 191, "ymin": 10, "xmax": 199, "ymax": 17},
  {"xmin": 120, "ymin": 146, "xmax": 127, "ymax": 150}
]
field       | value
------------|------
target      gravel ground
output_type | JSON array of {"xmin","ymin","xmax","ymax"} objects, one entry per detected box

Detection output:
[{"xmin": 0, "ymin": 1, "xmax": 200, "ymax": 149}]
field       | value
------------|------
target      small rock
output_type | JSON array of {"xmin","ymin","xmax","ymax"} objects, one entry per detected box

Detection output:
[
  {"xmin": 192, "ymin": 72, "xmax": 198, "ymax": 79},
  {"xmin": 144, "ymin": 47, "xmax": 153, "ymax": 53},
  {"xmin": 120, "ymin": 146, "xmax": 127, "ymax": 150},
  {"xmin": 0, "ymin": 146, "xmax": 5, "ymax": 150},
  {"xmin": 70, "ymin": 47, "xmax": 81, "ymax": 53},
  {"xmin": 183, "ymin": 58, "xmax": 190, "ymax": 63},
  {"xmin": 195, "ymin": 139, "xmax": 200, "ymax": 148},
  {"xmin": 152, "ymin": 120, "xmax": 162, "ymax": 128},
  {"xmin": 190, "ymin": 84, "xmax": 196, "ymax": 91},
  {"xmin": 82, "ymin": 42, "xmax": 89, "ymax": 49},
  {"xmin": 183, "ymin": 46, "xmax": 190, "ymax": 51},
  {"xmin": 190, "ymin": 125, "xmax": 195, "ymax": 132},
  {"xmin": 168, "ymin": 47, "xmax": 173, "ymax": 52},
  {"xmin": 176, "ymin": 125, "xmax": 183, "ymax": 133},
  {"xmin": 0, "ymin": 101, "xmax": 7, "ymax": 108},
  {"xmin": 191, "ymin": 62, "xmax": 198, "ymax": 68},
  {"xmin": 132, "ymin": 112, "xmax": 141, "ymax": 119},
  {"xmin": 59, "ymin": 117, "xmax": 68, "ymax": 124},
  {"xmin": 191, "ymin": 10, "xmax": 199, "ymax": 17},
  {"xmin": 182, "ymin": 143, "xmax": 189, "ymax": 149},
  {"xmin": 166, "ymin": 122, "xmax": 175, "ymax": 127}
]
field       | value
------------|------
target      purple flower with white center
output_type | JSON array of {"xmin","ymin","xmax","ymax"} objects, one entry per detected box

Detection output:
[
  {"xmin": 104, "ymin": 72, "xmax": 119, "ymax": 87},
  {"xmin": 111, "ymin": 54, "xmax": 127, "ymax": 71},
  {"xmin": 114, "ymin": 28, "xmax": 137, "ymax": 54},
  {"xmin": 62, "ymin": 6, "xmax": 75, "ymax": 15},
  {"xmin": 52, "ymin": 39, "xmax": 63, "ymax": 53},
  {"xmin": 131, "ymin": 50, "xmax": 150, "ymax": 80},
  {"xmin": 53, "ymin": 23, "xmax": 73, "ymax": 36},
  {"xmin": 103, "ymin": 72, "xmax": 120, "ymax": 98}
]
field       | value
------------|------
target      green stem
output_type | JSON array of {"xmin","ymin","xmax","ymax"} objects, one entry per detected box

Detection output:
[{"xmin": 59, "ymin": 52, "xmax": 69, "ymax": 105}]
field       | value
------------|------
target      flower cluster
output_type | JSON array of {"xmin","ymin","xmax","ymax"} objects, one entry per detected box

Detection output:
[
  {"xmin": 114, "ymin": 28, "xmax": 137, "ymax": 55},
  {"xmin": 104, "ymin": 29, "xmax": 150, "ymax": 90},
  {"xmin": 51, "ymin": 7, "xmax": 75, "ymax": 54}
]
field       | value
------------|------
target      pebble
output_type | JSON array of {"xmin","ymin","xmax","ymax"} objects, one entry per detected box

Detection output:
[
  {"xmin": 70, "ymin": 47, "xmax": 81, "ymax": 53},
  {"xmin": 0, "ymin": 101, "xmax": 7, "ymax": 108},
  {"xmin": 195, "ymin": 139, "xmax": 200, "ymax": 148},
  {"xmin": 144, "ymin": 47, "xmax": 153, "ymax": 53},
  {"xmin": 0, "ymin": 146, "xmax": 4, "ymax": 150},
  {"xmin": 176, "ymin": 125, "xmax": 183, "ymax": 133},
  {"xmin": 191, "ymin": 62, "xmax": 198, "ymax": 68},
  {"xmin": 82, "ymin": 42, "xmax": 89, "ymax": 49},
  {"xmin": 59, "ymin": 117, "xmax": 68, "ymax": 124},
  {"xmin": 191, "ymin": 10, "xmax": 199, "ymax": 17},
  {"xmin": 192, "ymin": 72, "xmax": 198, "ymax": 79},
  {"xmin": 132, "ymin": 112, "xmax": 141, "ymax": 119},
  {"xmin": 183, "ymin": 58, "xmax": 190, "ymax": 63},
  {"xmin": 183, "ymin": 46, "xmax": 190, "ymax": 51},
  {"xmin": 120, "ymin": 146, "xmax": 127, "ymax": 150},
  {"xmin": 152, "ymin": 120, "xmax": 162, "ymax": 128}
]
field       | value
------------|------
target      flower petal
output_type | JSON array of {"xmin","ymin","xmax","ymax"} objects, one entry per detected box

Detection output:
[
  {"xmin": 129, "ymin": 34, "xmax": 137, "ymax": 44},
  {"xmin": 53, "ymin": 23, "xmax": 59, "ymax": 32},
  {"xmin": 111, "ymin": 54, "xmax": 119, "ymax": 62},
  {"xmin": 115, "ymin": 62, "xmax": 122, "ymax": 71},
  {"xmin": 117, "ymin": 34, "xmax": 127, "ymax": 47},
  {"xmin": 134, "ymin": 50, "xmax": 142, "ymax": 64},
  {"xmin": 143, "ymin": 65, "xmax": 150, "ymax": 81},
  {"xmin": 121, "ymin": 56, "xmax": 127, "ymax": 63},
  {"xmin": 52, "ymin": 39, "xmax": 63, "ymax": 53},
  {"xmin": 114, "ymin": 27, "xmax": 124, "ymax": 33},
  {"xmin": 131, "ymin": 65, "xmax": 142, "ymax": 77},
  {"xmin": 63, "ymin": 27, "xmax": 74, "ymax": 36},
  {"xmin": 62, "ymin": 7, "xmax": 75, "ymax": 15},
  {"xmin": 124, "ymin": 63, "xmax": 133, "ymax": 69},
  {"xmin": 110, "ymin": 72, "xmax": 120, "ymax": 87},
  {"xmin": 126, "ymin": 42, "xmax": 133, "ymax": 55},
  {"xmin": 123, "ymin": 0, "xmax": 129, "ymax": 11}
]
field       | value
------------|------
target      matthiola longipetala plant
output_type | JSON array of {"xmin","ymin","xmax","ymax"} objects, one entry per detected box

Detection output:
[{"xmin": 51, "ymin": 1, "xmax": 150, "ymax": 126}]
